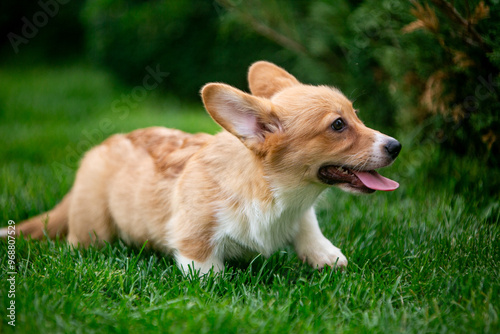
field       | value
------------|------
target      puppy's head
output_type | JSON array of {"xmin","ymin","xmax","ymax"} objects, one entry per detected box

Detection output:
[{"xmin": 202, "ymin": 61, "xmax": 401, "ymax": 194}]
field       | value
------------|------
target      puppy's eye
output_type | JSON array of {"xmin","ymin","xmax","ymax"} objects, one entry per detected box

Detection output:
[{"xmin": 331, "ymin": 118, "xmax": 346, "ymax": 131}]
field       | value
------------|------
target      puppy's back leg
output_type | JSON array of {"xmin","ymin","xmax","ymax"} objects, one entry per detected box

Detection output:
[
  {"xmin": 66, "ymin": 146, "xmax": 116, "ymax": 247},
  {"xmin": 67, "ymin": 192, "xmax": 113, "ymax": 248}
]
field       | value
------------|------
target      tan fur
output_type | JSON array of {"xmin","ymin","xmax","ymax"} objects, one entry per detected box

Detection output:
[
  {"xmin": 248, "ymin": 60, "xmax": 300, "ymax": 98},
  {"xmin": 5, "ymin": 61, "xmax": 401, "ymax": 275},
  {"xmin": 126, "ymin": 128, "xmax": 212, "ymax": 177}
]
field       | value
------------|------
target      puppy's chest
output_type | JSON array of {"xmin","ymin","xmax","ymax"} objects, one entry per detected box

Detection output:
[{"xmin": 214, "ymin": 199, "xmax": 306, "ymax": 257}]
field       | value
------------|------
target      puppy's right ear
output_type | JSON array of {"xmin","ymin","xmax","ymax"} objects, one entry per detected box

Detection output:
[
  {"xmin": 248, "ymin": 61, "xmax": 300, "ymax": 98},
  {"xmin": 201, "ymin": 83, "xmax": 282, "ymax": 151}
]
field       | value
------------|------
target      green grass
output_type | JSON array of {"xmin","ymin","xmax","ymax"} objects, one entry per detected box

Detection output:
[{"xmin": 0, "ymin": 63, "xmax": 499, "ymax": 333}]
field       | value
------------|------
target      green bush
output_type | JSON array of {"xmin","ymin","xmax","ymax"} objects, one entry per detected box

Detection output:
[
  {"xmin": 379, "ymin": 0, "xmax": 500, "ymax": 162},
  {"xmin": 81, "ymin": 0, "xmax": 290, "ymax": 99}
]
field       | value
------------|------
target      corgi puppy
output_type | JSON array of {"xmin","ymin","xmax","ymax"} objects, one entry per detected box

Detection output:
[{"xmin": 2, "ymin": 61, "xmax": 401, "ymax": 275}]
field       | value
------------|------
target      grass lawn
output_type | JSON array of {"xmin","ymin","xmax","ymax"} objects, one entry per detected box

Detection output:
[{"xmin": 0, "ymin": 63, "xmax": 499, "ymax": 333}]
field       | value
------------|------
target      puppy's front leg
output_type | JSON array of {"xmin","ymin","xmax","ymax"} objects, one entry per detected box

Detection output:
[
  {"xmin": 175, "ymin": 252, "xmax": 224, "ymax": 277},
  {"xmin": 170, "ymin": 213, "xmax": 224, "ymax": 276},
  {"xmin": 293, "ymin": 208, "xmax": 348, "ymax": 270}
]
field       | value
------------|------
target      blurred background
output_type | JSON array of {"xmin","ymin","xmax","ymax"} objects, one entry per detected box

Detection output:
[{"xmin": 0, "ymin": 0, "xmax": 498, "ymax": 187}]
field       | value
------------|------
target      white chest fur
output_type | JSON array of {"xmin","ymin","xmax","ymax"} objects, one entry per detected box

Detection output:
[{"xmin": 213, "ymin": 185, "xmax": 324, "ymax": 259}]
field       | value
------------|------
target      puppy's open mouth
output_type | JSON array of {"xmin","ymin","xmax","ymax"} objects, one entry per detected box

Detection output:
[{"xmin": 318, "ymin": 166, "xmax": 399, "ymax": 192}]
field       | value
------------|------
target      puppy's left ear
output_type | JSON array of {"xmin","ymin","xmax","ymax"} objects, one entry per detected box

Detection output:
[
  {"xmin": 201, "ymin": 83, "xmax": 282, "ymax": 150},
  {"xmin": 248, "ymin": 61, "xmax": 300, "ymax": 98}
]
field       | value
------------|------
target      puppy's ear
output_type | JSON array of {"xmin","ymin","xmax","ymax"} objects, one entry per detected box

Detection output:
[
  {"xmin": 202, "ymin": 83, "xmax": 282, "ymax": 149},
  {"xmin": 248, "ymin": 61, "xmax": 300, "ymax": 98}
]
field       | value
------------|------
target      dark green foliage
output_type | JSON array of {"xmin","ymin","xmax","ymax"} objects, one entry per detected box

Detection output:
[
  {"xmin": 0, "ymin": 0, "xmax": 86, "ymax": 59},
  {"xmin": 81, "ymin": 0, "xmax": 290, "ymax": 99}
]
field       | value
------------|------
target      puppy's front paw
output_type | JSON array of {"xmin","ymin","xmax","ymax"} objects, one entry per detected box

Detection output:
[{"xmin": 298, "ymin": 238, "xmax": 348, "ymax": 270}]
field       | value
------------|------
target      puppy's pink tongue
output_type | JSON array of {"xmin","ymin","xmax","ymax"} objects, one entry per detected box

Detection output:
[{"xmin": 352, "ymin": 171, "xmax": 399, "ymax": 191}]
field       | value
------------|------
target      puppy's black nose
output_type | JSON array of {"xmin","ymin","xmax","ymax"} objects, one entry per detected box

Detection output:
[{"xmin": 385, "ymin": 139, "xmax": 402, "ymax": 160}]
